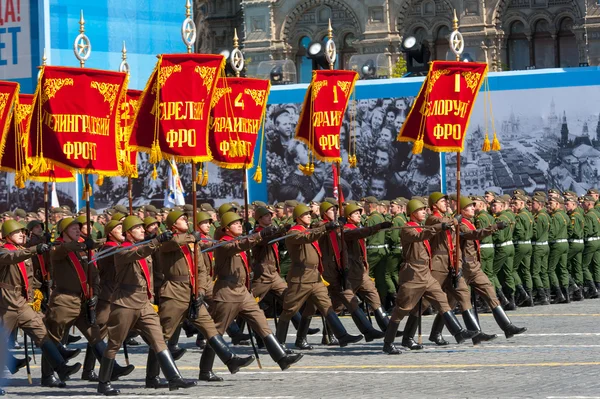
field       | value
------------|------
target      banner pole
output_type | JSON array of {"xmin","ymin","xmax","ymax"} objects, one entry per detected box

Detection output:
[{"xmin": 452, "ymin": 10, "xmax": 462, "ymax": 280}]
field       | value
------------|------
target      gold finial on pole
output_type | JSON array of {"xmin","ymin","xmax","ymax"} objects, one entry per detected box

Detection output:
[
  {"xmin": 328, "ymin": 18, "xmax": 333, "ymax": 41},
  {"xmin": 119, "ymin": 41, "xmax": 130, "ymax": 74},
  {"xmin": 42, "ymin": 48, "xmax": 47, "ymax": 66},
  {"xmin": 73, "ymin": 9, "xmax": 91, "ymax": 67},
  {"xmin": 325, "ymin": 18, "xmax": 337, "ymax": 70},
  {"xmin": 233, "ymin": 28, "xmax": 239, "ymax": 50},
  {"xmin": 79, "ymin": 10, "xmax": 85, "ymax": 34},
  {"xmin": 452, "ymin": 9, "xmax": 459, "ymax": 32},
  {"xmin": 182, "ymin": 0, "xmax": 197, "ymax": 53},
  {"xmin": 230, "ymin": 28, "xmax": 244, "ymax": 77},
  {"xmin": 449, "ymin": 9, "xmax": 463, "ymax": 62}
]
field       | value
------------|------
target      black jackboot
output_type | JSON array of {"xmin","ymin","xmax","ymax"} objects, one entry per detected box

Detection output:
[
  {"xmin": 168, "ymin": 326, "xmax": 187, "ymax": 360},
  {"xmin": 552, "ymin": 286, "xmax": 566, "ymax": 304},
  {"xmin": 522, "ymin": 288, "xmax": 534, "ymax": 307},
  {"xmin": 209, "ymin": 335, "xmax": 255, "ymax": 374},
  {"xmin": 41, "ymin": 356, "xmax": 66, "ymax": 388},
  {"xmin": 294, "ymin": 316, "xmax": 314, "ymax": 349},
  {"xmin": 492, "ymin": 306, "xmax": 527, "ymax": 338},
  {"xmin": 263, "ymin": 334, "xmax": 303, "ymax": 371},
  {"xmin": 535, "ymin": 287, "xmax": 550, "ymax": 305},
  {"xmin": 321, "ymin": 319, "xmax": 339, "ymax": 346},
  {"xmin": 291, "ymin": 312, "xmax": 320, "ymax": 335},
  {"xmin": 496, "ymin": 288, "xmax": 509, "ymax": 307},
  {"xmin": 227, "ymin": 321, "xmax": 250, "ymax": 345},
  {"xmin": 182, "ymin": 319, "xmax": 200, "ymax": 337},
  {"xmin": 275, "ymin": 318, "xmax": 290, "ymax": 346},
  {"xmin": 90, "ymin": 341, "xmax": 134, "ymax": 381},
  {"xmin": 156, "ymin": 349, "xmax": 196, "ymax": 391},
  {"xmin": 515, "ymin": 285, "xmax": 531, "ymax": 307},
  {"xmin": 428, "ymin": 313, "xmax": 450, "ymax": 346},
  {"xmin": 145, "ymin": 349, "xmax": 168, "ymax": 389},
  {"xmin": 586, "ymin": 281, "xmax": 599, "ymax": 298},
  {"xmin": 504, "ymin": 292, "xmax": 517, "ymax": 311},
  {"xmin": 198, "ymin": 346, "xmax": 222, "ymax": 382},
  {"xmin": 6, "ymin": 352, "xmax": 29, "ymax": 374},
  {"xmin": 401, "ymin": 315, "xmax": 423, "ymax": 350},
  {"xmin": 462, "ymin": 309, "xmax": 497, "ymax": 345},
  {"xmin": 442, "ymin": 311, "xmax": 480, "ymax": 343},
  {"xmin": 97, "ymin": 357, "xmax": 119, "ymax": 396},
  {"xmin": 324, "ymin": 309, "xmax": 363, "ymax": 347},
  {"xmin": 382, "ymin": 320, "xmax": 401, "ymax": 355},
  {"xmin": 373, "ymin": 307, "xmax": 404, "ymax": 336},
  {"xmin": 41, "ymin": 339, "xmax": 82, "ymax": 382},
  {"xmin": 81, "ymin": 344, "xmax": 98, "ymax": 381},
  {"xmin": 58, "ymin": 343, "xmax": 81, "ymax": 361},
  {"xmin": 351, "ymin": 308, "xmax": 385, "ymax": 342},
  {"xmin": 561, "ymin": 286, "xmax": 571, "ymax": 303}
]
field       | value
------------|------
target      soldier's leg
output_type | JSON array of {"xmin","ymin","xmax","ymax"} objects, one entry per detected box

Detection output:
[
  {"xmin": 466, "ymin": 270, "xmax": 501, "ymax": 309},
  {"xmin": 492, "ymin": 248, "xmax": 506, "ymax": 291},
  {"xmin": 513, "ymin": 246, "xmax": 525, "ymax": 289},
  {"xmin": 531, "ymin": 246, "xmax": 544, "ymax": 290},
  {"xmin": 499, "ymin": 247, "xmax": 516, "ymax": 296},
  {"xmin": 279, "ymin": 282, "xmax": 315, "ymax": 322},
  {"xmin": 540, "ymin": 246, "xmax": 550, "ymax": 289},
  {"xmin": 547, "ymin": 245, "xmax": 561, "ymax": 288},
  {"xmin": 582, "ymin": 242, "xmax": 600, "ymax": 298},
  {"xmin": 383, "ymin": 283, "xmax": 426, "ymax": 354},
  {"xmin": 44, "ymin": 301, "xmax": 80, "ymax": 344},
  {"xmin": 369, "ymin": 252, "xmax": 388, "ymax": 304},
  {"xmin": 385, "ymin": 253, "xmax": 399, "ymax": 293},
  {"xmin": 356, "ymin": 274, "xmax": 382, "ymax": 310},
  {"xmin": 558, "ymin": 246, "xmax": 570, "ymax": 289},
  {"xmin": 95, "ymin": 299, "xmax": 111, "ymax": 339},
  {"xmin": 480, "ymin": 248, "xmax": 499, "ymax": 289},
  {"xmin": 159, "ymin": 298, "xmax": 188, "ymax": 342}
]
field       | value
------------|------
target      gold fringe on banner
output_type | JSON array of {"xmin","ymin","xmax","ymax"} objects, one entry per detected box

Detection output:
[
  {"xmin": 252, "ymin": 165, "xmax": 262, "ymax": 184},
  {"xmin": 492, "ymin": 132, "xmax": 501, "ymax": 151},
  {"xmin": 482, "ymin": 134, "xmax": 491, "ymax": 152},
  {"xmin": 201, "ymin": 169, "xmax": 209, "ymax": 186}
]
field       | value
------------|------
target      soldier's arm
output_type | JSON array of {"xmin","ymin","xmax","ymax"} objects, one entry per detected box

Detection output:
[
  {"xmin": 513, "ymin": 214, "xmax": 525, "ymax": 240},
  {"xmin": 217, "ymin": 233, "xmax": 262, "ymax": 257},
  {"xmin": 344, "ymin": 225, "xmax": 380, "ymax": 241},
  {"xmin": 51, "ymin": 241, "xmax": 87, "ymax": 259},
  {"xmin": 90, "ymin": 260, "xmax": 100, "ymax": 295},
  {"xmin": 0, "ymin": 247, "xmax": 37, "ymax": 266},
  {"xmin": 401, "ymin": 224, "xmax": 442, "ymax": 243},
  {"xmin": 460, "ymin": 224, "xmax": 497, "ymax": 240},
  {"xmin": 160, "ymin": 233, "xmax": 194, "ymax": 252},
  {"xmin": 286, "ymin": 225, "xmax": 327, "ymax": 245},
  {"xmin": 195, "ymin": 247, "xmax": 208, "ymax": 297},
  {"xmin": 115, "ymin": 239, "xmax": 161, "ymax": 265},
  {"xmin": 584, "ymin": 214, "xmax": 593, "ymax": 238}
]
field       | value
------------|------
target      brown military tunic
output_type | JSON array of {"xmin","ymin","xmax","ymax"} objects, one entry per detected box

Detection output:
[
  {"xmin": 158, "ymin": 233, "xmax": 218, "ymax": 341},
  {"xmin": 0, "ymin": 243, "xmax": 48, "ymax": 344},
  {"xmin": 96, "ymin": 239, "xmax": 121, "ymax": 337},
  {"xmin": 424, "ymin": 212, "xmax": 472, "ymax": 312},
  {"xmin": 45, "ymin": 239, "xmax": 103, "ymax": 345},
  {"xmin": 210, "ymin": 232, "xmax": 272, "ymax": 337},
  {"xmin": 104, "ymin": 238, "xmax": 166, "ymax": 359},
  {"xmin": 460, "ymin": 218, "xmax": 500, "ymax": 308},
  {"xmin": 280, "ymin": 225, "xmax": 332, "ymax": 321},
  {"xmin": 27, "ymin": 234, "xmax": 48, "ymax": 290},
  {"xmin": 389, "ymin": 222, "xmax": 452, "ymax": 323},
  {"xmin": 251, "ymin": 225, "xmax": 288, "ymax": 301},
  {"xmin": 199, "ymin": 234, "xmax": 215, "ymax": 302}
]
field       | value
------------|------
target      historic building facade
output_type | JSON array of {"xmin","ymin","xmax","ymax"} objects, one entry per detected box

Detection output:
[{"xmin": 194, "ymin": 0, "xmax": 600, "ymax": 82}]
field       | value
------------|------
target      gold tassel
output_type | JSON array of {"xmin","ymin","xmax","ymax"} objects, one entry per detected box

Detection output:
[
  {"xmin": 349, "ymin": 155, "xmax": 357, "ymax": 168},
  {"xmin": 252, "ymin": 165, "xmax": 263, "ymax": 183},
  {"xmin": 81, "ymin": 184, "xmax": 92, "ymax": 200},
  {"xmin": 14, "ymin": 170, "xmax": 25, "ymax": 189},
  {"xmin": 196, "ymin": 165, "xmax": 203, "ymax": 185},
  {"xmin": 149, "ymin": 140, "xmax": 162, "ymax": 164},
  {"xmin": 482, "ymin": 134, "xmax": 491, "ymax": 152},
  {"xmin": 201, "ymin": 169, "xmax": 209, "ymax": 186},
  {"xmin": 36, "ymin": 154, "xmax": 50, "ymax": 174},
  {"xmin": 492, "ymin": 132, "xmax": 501, "ymax": 151},
  {"xmin": 152, "ymin": 165, "xmax": 158, "ymax": 180},
  {"xmin": 97, "ymin": 175, "xmax": 104, "ymax": 186},
  {"xmin": 299, "ymin": 163, "xmax": 313, "ymax": 176},
  {"xmin": 412, "ymin": 138, "xmax": 424, "ymax": 155}
]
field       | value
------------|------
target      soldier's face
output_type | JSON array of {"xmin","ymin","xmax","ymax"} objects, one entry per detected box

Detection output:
[
  {"xmin": 491, "ymin": 202, "xmax": 503, "ymax": 214},
  {"xmin": 276, "ymin": 209, "xmax": 284, "ymax": 218},
  {"xmin": 227, "ymin": 220, "xmax": 243, "ymax": 237},
  {"xmin": 412, "ymin": 208, "xmax": 426, "ymax": 222},
  {"xmin": 145, "ymin": 223, "xmax": 158, "ymax": 235},
  {"xmin": 65, "ymin": 224, "xmax": 81, "ymax": 241},
  {"xmin": 484, "ymin": 194, "xmax": 494, "ymax": 203},
  {"xmin": 198, "ymin": 221, "xmax": 211, "ymax": 234},
  {"xmin": 298, "ymin": 213, "xmax": 312, "ymax": 226},
  {"xmin": 324, "ymin": 208, "xmax": 335, "ymax": 221},
  {"xmin": 173, "ymin": 216, "xmax": 188, "ymax": 233},
  {"xmin": 129, "ymin": 225, "xmax": 145, "ymax": 242},
  {"xmin": 435, "ymin": 198, "xmax": 448, "ymax": 213},
  {"xmin": 462, "ymin": 204, "xmax": 475, "ymax": 218},
  {"xmin": 349, "ymin": 210, "xmax": 361, "ymax": 224},
  {"xmin": 32, "ymin": 225, "xmax": 43, "ymax": 237},
  {"xmin": 390, "ymin": 204, "xmax": 400, "ymax": 215},
  {"xmin": 111, "ymin": 225, "xmax": 124, "ymax": 242},
  {"xmin": 259, "ymin": 214, "xmax": 272, "ymax": 227},
  {"xmin": 8, "ymin": 229, "xmax": 26, "ymax": 245}
]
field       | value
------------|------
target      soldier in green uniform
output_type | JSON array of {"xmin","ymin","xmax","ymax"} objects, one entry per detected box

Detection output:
[
  {"xmin": 491, "ymin": 197, "xmax": 517, "ymax": 310},
  {"xmin": 364, "ymin": 196, "xmax": 393, "ymax": 308},
  {"xmin": 565, "ymin": 196, "xmax": 585, "ymax": 300},
  {"xmin": 547, "ymin": 195, "xmax": 569, "ymax": 303},
  {"xmin": 531, "ymin": 196, "xmax": 551, "ymax": 305},
  {"xmin": 511, "ymin": 194, "xmax": 534, "ymax": 306},
  {"xmin": 581, "ymin": 196, "xmax": 600, "ymax": 297},
  {"xmin": 474, "ymin": 196, "xmax": 504, "ymax": 298},
  {"xmin": 385, "ymin": 199, "xmax": 406, "ymax": 301}
]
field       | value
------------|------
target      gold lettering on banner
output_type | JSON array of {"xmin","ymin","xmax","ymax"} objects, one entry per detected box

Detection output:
[
  {"xmin": 41, "ymin": 110, "xmax": 111, "ymax": 136},
  {"xmin": 312, "ymin": 80, "xmax": 328, "ymax": 101},
  {"xmin": 90, "ymin": 81, "xmax": 121, "ymax": 113},
  {"xmin": 219, "ymin": 139, "xmax": 251, "ymax": 157},
  {"xmin": 152, "ymin": 101, "xmax": 205, "ymax": 120},
  {"xmin": 151, "ymin": 65, "xmax": 183, "ymax": 94},
  {"xmin": 244, "ymin": 89, "xmax": 267, "ymax": 107},
  {"xmin": 62, "ymin": 141, "xmax": 98, "ymax": 160},
  {"xmin": 15, "ymin": 103, "xmax": 32, "ymax": 124},
  {"xmin": 336, "ymin": 81, "xmax": 352, "ymax": 98},
  {"xmin": 166, "ymin": 128, "xmax": 197, "ymax": 148},
  {"xmin": 194, "ymin": 66, "xmax": 217, "ymax": 89},
  {"xmin": 461, "ymin": 72, "xmax": 482, "ymax": 94},
  {"xmin": 211, "ymin": 87, "xmax": 232, "ymax": 108},
  {"xmin": 318, "ymin": 134, "xmax": 340, "ymax": 151},
  {"xmin": 312, "ymin": 111, "xmax": 342, "ymax": 128},
  {"xmin": 433, "ymin": 123, "xmax": 462, "ymax": 140},
  {"xmin": 212, "ymin": 117, "xmax": 261, "ymax": 134},
  {"xmin": 42, "ymin": 78, "xmax": 74, "ymax": 104},
  {"xmin": 420, "ymin": 99, "xmax": 471, "ymax": 118},
  {"xmin": 426, "ymin": 69, "xmax": 450, "ymax": 94},
  {"xmin": 0, "ymin": 93, "xmax": 9, "ymax": 117}
]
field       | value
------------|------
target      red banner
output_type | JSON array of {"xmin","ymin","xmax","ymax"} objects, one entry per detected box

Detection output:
[
  {"xmin": 27, "ymin": 66, "xmax": 128, "ymax": 176},
  {"xmin": 0, "ymin": 81, "xmax": 20, "ymax": 169},
  {"xmin": 119, "ymin": 89, "xmax": 141, "ymax": 177},
  {"xmin": 130, "ymin": 54, "xmax": 225, "ymax": 163},
  {"xmin": 208, "ymin": 77, "xmax": 270, "ymax": 169},
  {"xmin": 397, "ymin": 61, "xmax": 487, "ymax": 153},
  {"xmin": 295, "ymin": 70, "xmax": 358, "ymax": 163}
]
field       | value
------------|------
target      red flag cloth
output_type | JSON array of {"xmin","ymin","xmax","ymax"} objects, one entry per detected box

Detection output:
[
  {"xmin": 28, "ymin": 66, "xmax": 128, "ymax": 176},
  {"xmin": 0, "ymin": 82, "xmax": 20, "ymax": 170},
  {"xmin": 130, "ymin": 54, "xmax": 225, "ymax": 163},
  {"xmin": 119, "ymin": 89, "xmax": 142, "ymax": 177},
  {"xmin": 2, "ymin": 243, "xmax": 30, "ymax": 300},
  {"xmin": 208, "ymin": 77, "xmax": 270, "ymax": 169},
  {"xmin": 397, "ymin": 61, "xmax": 487, "ymax": 152},
  {"xmin": 295, "ymin": 70, "xmax": 358, "ymax": 162}
]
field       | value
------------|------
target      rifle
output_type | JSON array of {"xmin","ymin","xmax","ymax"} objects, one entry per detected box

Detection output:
[{"xmin": 23, "ymin": 333, "xmax": 32, "ymax": 384}]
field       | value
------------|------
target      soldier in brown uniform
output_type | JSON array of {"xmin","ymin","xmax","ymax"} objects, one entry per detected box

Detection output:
[
  {"xmin": 0, "ymin": 220, "xmax": 81, "ymax": 390},
  {"xmin": 275, "ymin": 205, "xmax": 363, "ymax": 348},
  {"xmin": 26, "ymin": 220, "xmax": 50, "ymax": 304},
  {"xmin": 148, "ymin": 210, "xmax": 253, "ymax": 386},
  {"xmin": 97, "ymin": 216, "xmax": 196, "ymax": 395},
  {"xmin": 459, "ymin": 196, "xmax": 527, "ymax": 341},
  {"xmin": 199, "ymin": 212, "xmax": 303, "ymax": 373},
  {"xmin": 382, "ymin": 199, "xmax": 479, "ymax": 355}
]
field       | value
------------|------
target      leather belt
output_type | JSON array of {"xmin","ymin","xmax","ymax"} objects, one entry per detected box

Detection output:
[
  {"xmin": 568, "ymin": 239, "xmax": 584, "ymax": 244},
  {"xmin": 495, "ymin": 241, "xmax": 513, "ymax": 247},
  {"xmin": 585, "ymin": 237, "xmax": 600, "ymax": 242},
  {"xmin": 291, "ymin": 263, "xmax": 319, "ymax": 269},
  {"xmin": 166, "ymin": 275, "xmax": 189, "ymax": 282},
  {"xmin": 408, "ymin": 260, "xmax": 429, "ymax": 266},
  {"xmin": 550, "ymin": 239, "xmax": 568, "ymax": 244},
  {"xmin": 479, "ymin": 243, "xmax": 494, "ymax": 249},
  {"xmin": 118, "ymin": 283, "xmax": 147, "ymax": 293},
  {"xmin": 367, "ymin": 245, "xmax": 387, "ymax": 249},
  {"xmin": 433, "ymin": 250, "xmax": 448, "ymax": 256},
  {"xmin": 532, "ymin": 241, "xmax": 549, "ymax": 246},
  {"xmin": 0, "ymin": 282, "xmax": 22, "ymax": 292},
  {"xmin": 54, "ymin": 287, "xmax": 83, "ymax": 296},
  {"xmin": 515, "ymin": 240, "xmax": 531, "ymax": 245}
]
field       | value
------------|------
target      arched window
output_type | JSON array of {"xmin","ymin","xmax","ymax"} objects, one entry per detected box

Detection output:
[
  {"xmin": 558, "ymin": 18, "xmax": 577, "ymax": 67},
  {"xmin": 296, "ymin": 36, "xmax": 312, "ymax": 83},
  {"xmin": 434, "ymin": 26, "xmax": 450, "ymax": 60},
  {"xmin": 533, "ymin": 20, "xmax": 554, "ymax": 68},
  {"xmin": 340, "ymin": 33, "xmax": 356, "ymax": 70},
  {"xmin": 507, "ymin": 21, "xmax": 529, "ymax": 70}
]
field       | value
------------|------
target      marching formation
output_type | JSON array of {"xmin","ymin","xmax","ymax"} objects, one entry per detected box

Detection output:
[{"xmin": 4, "ymin": 186, "xmax": 596, "ymax": 395}]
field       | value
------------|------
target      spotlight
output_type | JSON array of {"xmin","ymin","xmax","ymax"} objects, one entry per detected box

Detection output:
[
  {"xmin": 401, "ymin": 36, "xmax": 430, "ymax": 75},
  {"xmin": 307, "ymin": 41, "xmax": 330, "ymax": 70},
  {"xmin": 361, "ymin": 59, "xmax": 376, "ymax": 79},
  {"xmin": 270, "ymin": 66, "xmax": 283, "ymax": 84}
]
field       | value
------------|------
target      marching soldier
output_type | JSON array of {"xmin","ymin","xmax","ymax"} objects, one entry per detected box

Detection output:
[
  {"xmin": 26, "ymin": 220, "xmax": 51, "ymax": 309},
  {"xmin": 382, "ymin": 199, "xmax": 479, "ymax": 355},
  {"xmin": 512, "ymin": 194, "xmax": 534, "ymax": 306},
  {"xmin": 0, "ymin": 220, "xmax": 81, "ymax": 390},
  {"xmin": 364, "ymin": 197, "xmax": 393, "ymax": 309},
  {"xmin": 547, "ymin": 196, "xmax": 569, "ymax": 303},
  {"xmin": 275, "ymin": 205, "xmax": 363, "ymax": 348},
  {"xmin": 531, "ymin": 196, "xmax": 551, "ymax": 305},
  {"xmin": 97, "ymin": 216, "xmax": 196, "ymax": 395},
  {"xmin": 581, "ymin": 196, "xmax": 600, "ymax": 298},
  {"xmin": 474, "ymin": 196, "xmax": 504, "ymax": 306},
  {"xmin": 385, "ymin": 198, "xmax": 406, "ymax": 305},
  {"xmin": 459, "ymin": 196, "xmax": 527, "ymax": 342},
  {"xmin": 491, "ymin": 197, "xmax": 517, "ymax": 310},
  {"xmin": 565, "ymin": 196, "xmax": 585, "ymax": 301}
]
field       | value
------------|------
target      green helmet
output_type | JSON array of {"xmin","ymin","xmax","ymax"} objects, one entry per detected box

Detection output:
[
  {"xmin": 58, "ymin": 217, "xmax": 82, "ymax": 235},
  {"xmin": 459, "ymin": 196, "xmax": 476, "ymax": 210},
  {"xmin": 122, "ymin": 215, "xmax": 144, "ymax": 232},
  {"xmin": 104, "ymin": 220, "xmax": 122, "ymax": 237},
  {"xmin": 428, "ymin": 192, "xmax": 447, "ymax": 208},
  {"xmin": 293, "ymin": 204, "xmax": 311, "ymax": 220},
  {"xmin": 166, "ymin": 210, "xmax": 185, "ymax": 229},
  {"xmin": 143, "ymin": 216, "xmax": 159, "ymax": 229},
  {"xmin": 111, "ymin": 212, "xmax": 126, "ymax": 221},
  {"xmin": 2, "ymin": 220, "xmax": 26, "ymax": 237},
  {"xmin": 195, "ymin": 211, "xmax": 212, "ymax": 224},
  {"xmin": 254, "ymin": 207, "xmax": 272, "ymax": 221},
  {"xmin": 75, "ymin": 215, "xmax": 87, "ymax": 225},
  {"xmin": 320, "ymin": 201, "xmax": 335, "ymax": 215},
  {"xmin": 221, "ymin": 211, "xmax": 242, "ymax": 227},
  {"xmin": 26, "ymin": 220, "xmax": 44, "ymax": 231},
  {"xmin": 218, "ymin": 203, "xmax": 236, "ymax": 217},
  {"xmin": 344, "ymin": 203, "xmax": 362, "ymax": 217},
  {"xmin": 406, "ymin": 199, "xmax": 427, "ymax": 215}
]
